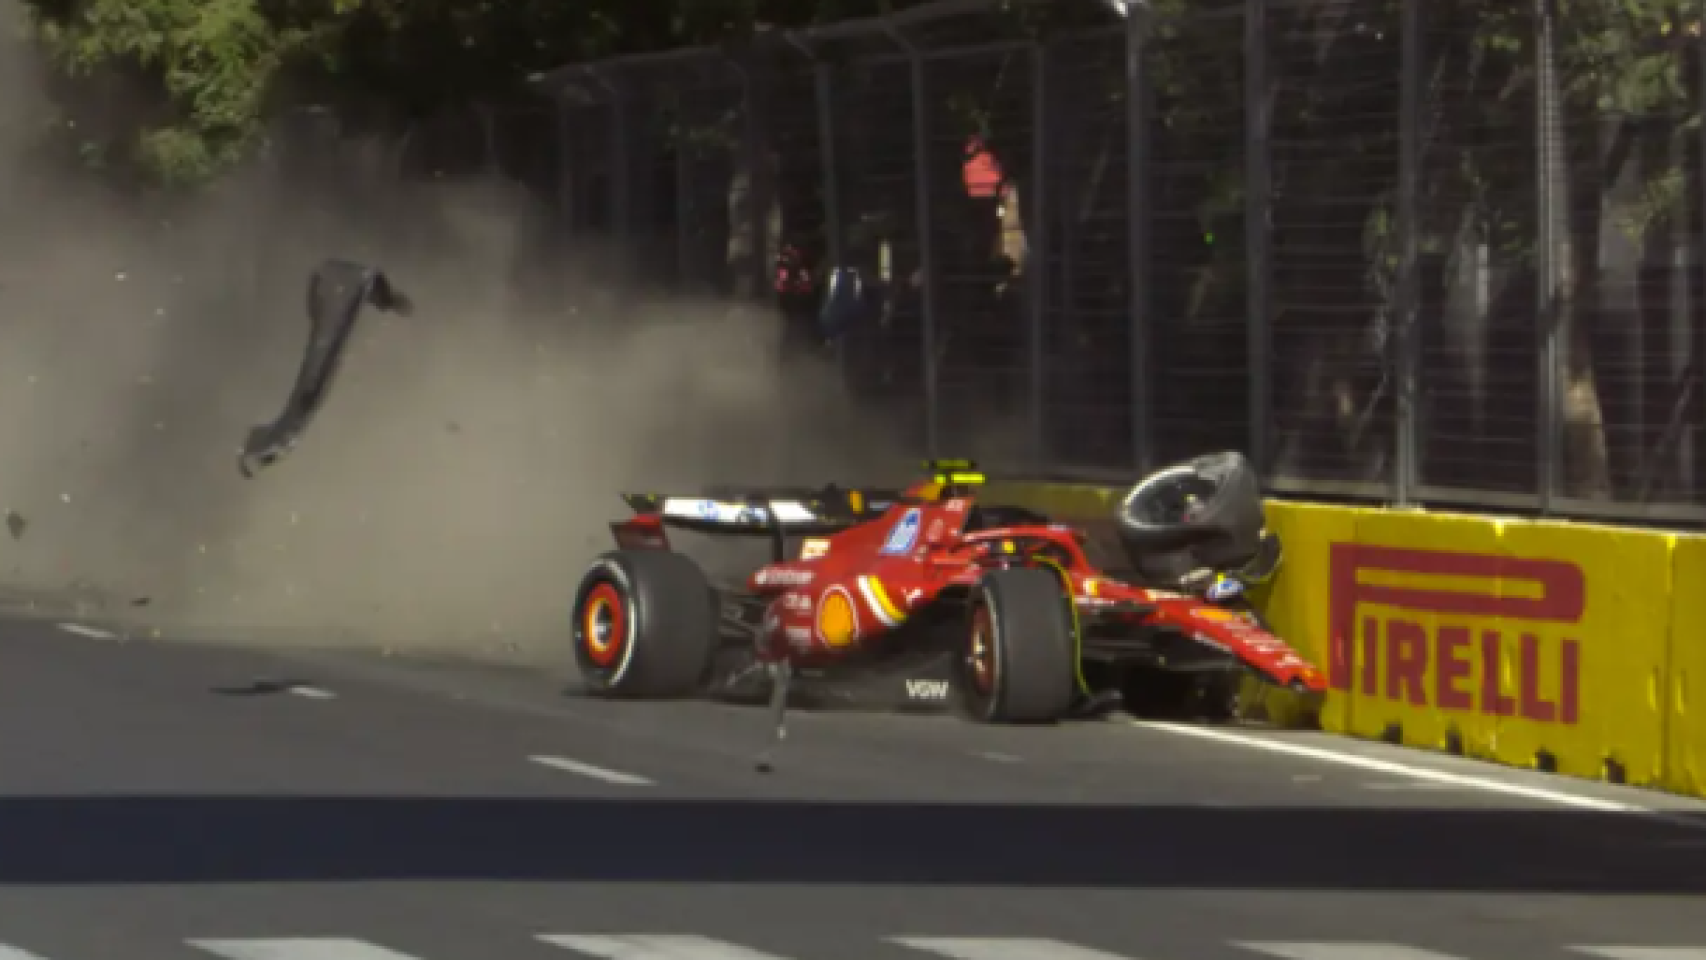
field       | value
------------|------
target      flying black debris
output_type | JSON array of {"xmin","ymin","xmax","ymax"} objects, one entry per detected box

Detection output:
[{"xmin": 239, "ymin": 259, "xmax": 413, "ymax": 478}]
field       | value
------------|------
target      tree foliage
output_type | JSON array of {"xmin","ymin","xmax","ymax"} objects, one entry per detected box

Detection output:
[
  {"xmin": 15, "ymin": 0, "xmax": 935, "ymax": 185},
  {"xmin": 23, "ymin": 0, "xmax": 312, "ymax": 182}
]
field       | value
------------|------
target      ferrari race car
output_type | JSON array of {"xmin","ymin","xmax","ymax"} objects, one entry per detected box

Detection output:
[{"xmin": 569, "ymin": 452, "xmax": 1327, "ymax": 730}]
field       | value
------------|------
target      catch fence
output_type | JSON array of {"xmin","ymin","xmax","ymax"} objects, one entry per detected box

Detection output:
[{"xmin": 517, "ymin": 0, "xmax": 1706, "ymax": 524}]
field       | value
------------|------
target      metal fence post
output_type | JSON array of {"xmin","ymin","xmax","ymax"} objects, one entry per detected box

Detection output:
[
  {"xmin": 555, "ymin": 95, "xmax": 576, "ymax": 235},
  {"xmin": 1393, "ymin": 0, "xmax": 1423, "ymax": 505},
  {"xmin": 596, "ymin": 69, "xmax": 632, "ymax": 286},
  {"xmin": 812, "ymin": 56, "xmax": 849, "ymax": 379},
  {"xmin": 1244, "ymin": 0, "xmax": 1272, "ymax": 476},
  {"xmin": 1030, "ymin": 41, "xmax": 1051, "ymax": 471},
  {"xmin": 1126, "ymin": 1, "xmax": 1153, "ymax": 474},
  {"xmin": 1534, "ymin": 0, "xmax": 1563, "ymax": 512},
  {"xmin": 813, "ymin": 60, "xmax": 844, "ymax": 278},
  {"xmin": 898, "ymin": 28, "xmax": 942, "ymax": 457},
  {"xmin": 675, "ymin": 110, "xmax": 693, "ymax": 290},
  {"xmin": 739, "ymin": 57, "xmax": 774, "ymax": 301},
  {"xmin": 1696, "ymin": 0, "xmax": 1706, "ymax": 501}
]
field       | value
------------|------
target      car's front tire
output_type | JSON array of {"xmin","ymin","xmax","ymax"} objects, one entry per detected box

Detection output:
[
  {"xmin": 572, "ymin": 550, "xmax": 717, "ymax": 698},
  {"xmin": 957, "ymin": 567, "xmax": 1078, "ymax": 724}
]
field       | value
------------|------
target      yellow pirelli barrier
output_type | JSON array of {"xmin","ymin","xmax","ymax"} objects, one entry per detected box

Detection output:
[
  {"xmin": 986, "ymin": 481, "xmax": 1706, "ymax": 799},
  {"xmin": 1334, "ymin": 511, "xmax": 1672, "ymax": 785},
  {"xmin": 1667, "ymin": 536, "xmax": 1706, "ymax": 798},
  {"xmin": 1248, "ymin": 502, "xmax": 1355, "ymax": 730}
]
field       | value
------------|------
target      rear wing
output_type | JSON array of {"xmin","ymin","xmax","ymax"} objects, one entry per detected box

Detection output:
[
  {"xmin": 611, "ymin": 487, "xmax": 901, "ymax": 560},
  {"xmin": 609, "ymin": 459, "xmax": 986, "ymax": 559}
]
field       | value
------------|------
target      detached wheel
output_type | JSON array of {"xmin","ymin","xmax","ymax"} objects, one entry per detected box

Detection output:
[
  {"xmin": 957, "ymin": 567, "xmax": 1077, "ymax": 724},
  {"xmin": 572, "ymin": 550, "xmax": 716, "ymax": 698}
]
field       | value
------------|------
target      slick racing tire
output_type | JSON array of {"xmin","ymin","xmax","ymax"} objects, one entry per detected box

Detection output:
[
  {"xmin": 572, "ymin": 550, "xmax": 717, "ymax": 699},
  {"xmin": 957, "ymin": 567, "xmax": 1077, "ymax": 724}
]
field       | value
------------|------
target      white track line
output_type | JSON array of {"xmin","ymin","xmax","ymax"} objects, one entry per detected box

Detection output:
[
  {"xmin": 528, "ymin": 755, "xmax": 654, "ymax": 787},
  {"xmin": 1571, "ymin": 950, "xmax": 1706, "ymax": 960},
  {"xmin": 287, "ymin": 685, "xmax": 336, "ymax": 700},
  {"xmin": 190, "ymin": 939, "xmax": 422, "ymax": 960},
  {"xmin": 0, "ymin": 946, "xmax": 55, "ymax": 960},
  {"xmin": 539, "ymin": 934, "xmax": 787, "ymax": 960},
  {"xmin": 1235, "ymin": 943, "xmax": 1466, "ymax": 960},
  {"xmin": 891, "ymin": 937, "xmax": 1138, "ymax": 960},
  {"xmin": 56, "ymin": 622, "xmax": 114, "ymax": 639},
  {"xmin": 1135, "ymin": 721, "xmax": 1706, "ymax": 827}
]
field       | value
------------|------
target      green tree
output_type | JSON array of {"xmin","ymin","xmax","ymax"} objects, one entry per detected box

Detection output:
[
  {"xmin": 21, "ymin": 0, "xmax": 345, "ymax": 184},
  {"xmin": 15, "ymin": 0, "xmax": 933, "ymax": 186}
]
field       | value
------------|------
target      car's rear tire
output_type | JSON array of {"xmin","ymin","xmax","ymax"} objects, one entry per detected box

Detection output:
[
  {"xmin": 957, "ymin": 567, "xmax": 1077, "ymax": 724},
  {"xmin": 572, "ymin": 550, "xmax": 717, "ymax": 699}
]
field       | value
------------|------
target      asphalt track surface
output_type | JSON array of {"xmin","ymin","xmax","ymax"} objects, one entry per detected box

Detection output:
[{"xmin": 2, "ymin": 616, "xmax": 1705, "ymax": 960}]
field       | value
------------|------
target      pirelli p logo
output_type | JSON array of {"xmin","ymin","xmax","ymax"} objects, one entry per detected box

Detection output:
[{"xmin": 1328, "ymin": 544, "xmax": 1584, "ymax": 725}]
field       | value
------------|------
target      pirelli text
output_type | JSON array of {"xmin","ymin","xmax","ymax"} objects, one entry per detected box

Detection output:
[{"xmin": 1327, "ymin": 544, "xmax": 1584, "ymax": 724}]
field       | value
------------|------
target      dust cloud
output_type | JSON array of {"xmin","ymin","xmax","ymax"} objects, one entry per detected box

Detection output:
[{"xmin": 0, "ymin": 7, "xmax": 913, "ymax": 664}]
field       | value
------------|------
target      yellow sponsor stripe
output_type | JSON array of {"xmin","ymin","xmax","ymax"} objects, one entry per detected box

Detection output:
[{"xmin": 861, "ymin": 575, "xmax": 905, "ymax": 625}]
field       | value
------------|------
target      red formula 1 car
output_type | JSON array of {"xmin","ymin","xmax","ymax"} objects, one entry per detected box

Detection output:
[{"xmin": 570, "ymin": 454, "xmax": 1327, "ymax": 733}]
